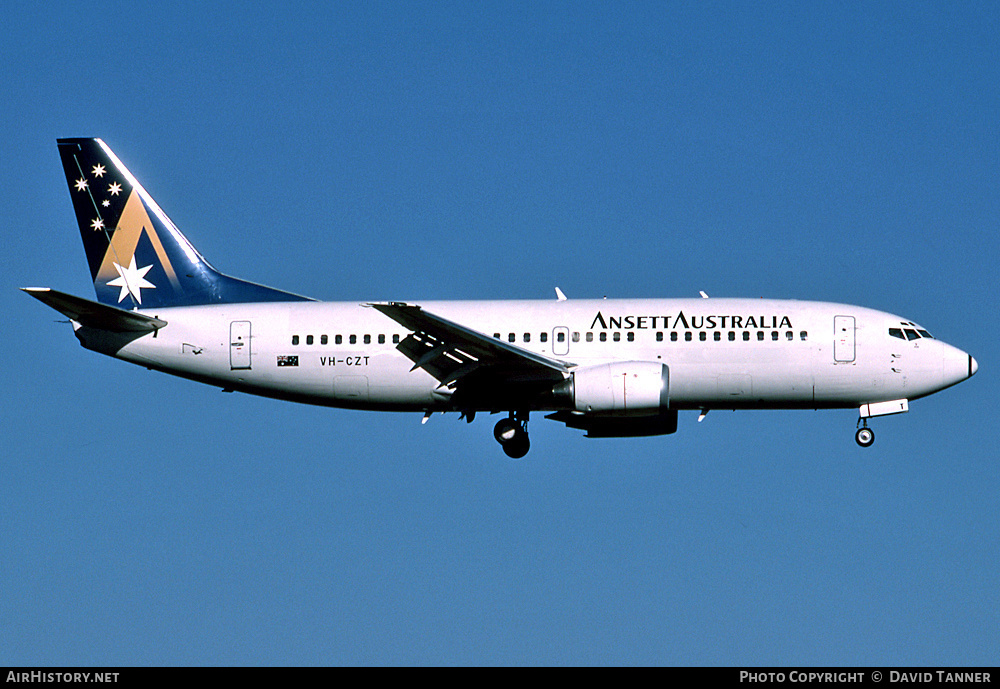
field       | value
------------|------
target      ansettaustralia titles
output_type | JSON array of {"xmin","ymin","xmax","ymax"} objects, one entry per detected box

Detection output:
[{"xmin": 591, "ymin": 311, "xmax": 793, "ymax": 332}]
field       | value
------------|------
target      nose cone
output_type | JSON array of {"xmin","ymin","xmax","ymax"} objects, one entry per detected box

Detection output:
[{"xmin": 940, "ymin": 344, "xmax": 976, "ymax": 390}]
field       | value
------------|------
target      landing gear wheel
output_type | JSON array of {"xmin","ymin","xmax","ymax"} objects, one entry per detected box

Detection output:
[
  {"xmin": 502, "ymin": 434, "xmax": 530, "ymax": 459},
  {"xmin": 855, "ymin": 427, "xmax": 875, "ymax": 448},
  {"xmin": 494, "ymin": 418, "xmax": 519, "ymax": 444},
  {"xmin": 494, "ymin": 413, "xmax": 530, "ymax": 458}
]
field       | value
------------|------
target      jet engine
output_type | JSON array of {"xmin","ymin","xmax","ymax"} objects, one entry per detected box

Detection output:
[{"xmin": 553, "ymin": 361, "xmax": 669, "ymax": 412}]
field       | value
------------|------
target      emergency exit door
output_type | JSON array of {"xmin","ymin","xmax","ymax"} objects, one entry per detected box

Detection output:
[
  {"xmin": 230, "ymin": 321, "xmax": 252, "ymax": 370},
  {"xmin": 834, "ymin": 315, "xmax": 855, "ymax": 363}
]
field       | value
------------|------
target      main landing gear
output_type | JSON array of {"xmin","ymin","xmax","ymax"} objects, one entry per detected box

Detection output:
[
  {"xmin": 494, "ymin": 412, "xmax": 530, "ymax": 459},
  {"xmin": 855, "ymin": 419, "xmax": 875, "ymax": 448}
]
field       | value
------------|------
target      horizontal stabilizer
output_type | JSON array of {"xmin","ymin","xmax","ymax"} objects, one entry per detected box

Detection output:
[{"xmin": 21, "ymin": 288, "xmax": 167, "ymax": 332}]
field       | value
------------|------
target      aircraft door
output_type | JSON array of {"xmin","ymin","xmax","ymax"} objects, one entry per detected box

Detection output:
[
  {"xmin": 834, "ymin": 315, "xmax": 855, "ymax": 363},
  {"xmin": 230, "ymin": 320, "xmax": 252, "ymax": 370},
  {"xmin": 553, "ymin": 326, "xmax": 570, "ymax": 356}
]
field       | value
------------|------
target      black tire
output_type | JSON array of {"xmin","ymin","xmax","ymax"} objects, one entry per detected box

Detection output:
[
  {"xmin": 494, "ymin": 418, "xmax": 519, "ymax": 444},
  {"xmin": 855, "ymin": 427, "xmax": 875, "ymax": 447},
  {"xmin": 502, "ymin": 434, "xmax": 530, "ymax": 459}
]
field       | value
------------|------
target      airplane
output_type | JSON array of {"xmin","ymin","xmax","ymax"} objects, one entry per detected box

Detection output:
[{"xmin": 24, "ymin": 138, "xmax": 977, "ymax": 458}]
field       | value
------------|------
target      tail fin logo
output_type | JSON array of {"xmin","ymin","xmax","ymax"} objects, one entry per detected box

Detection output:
[
  {"xmin": 60, "ymin": 138, "xmax": 183, "ymax": 308},
  {"xmin": 93, "ymin": 185, "xmax": 181, "ymax": 305},
  {"xmin": 107, "ymin": 255, "xmax": 155, "ymax": 304},
  {"xmin": 74, "ymin": 159, "xmax": 180, "ymax": 306},
  {"xmin": 58, "ymin": 138, "xmax": 313, "ymax": 307}
]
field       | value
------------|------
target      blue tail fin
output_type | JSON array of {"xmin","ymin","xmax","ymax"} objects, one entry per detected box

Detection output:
[{"xmin": 57, "ymin": 138, "xmax": 311, "ymax": 308}]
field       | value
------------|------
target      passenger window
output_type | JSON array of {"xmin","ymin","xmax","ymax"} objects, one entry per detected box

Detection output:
[
  {"xmin": 714, "ymin": 331, "xmax": 721, "ymax": 342},
  {"xmin": 540, "ymin": 332, "xmax": 548, "ymax": 343},
  {"xmin": 757, "ymin": 332, "xmax": 764, "ymax": 341},
  {"xmin": 600, "ymin": 332, "xmax": 607, "ymax": 342},
  {"xmin": 699, "ymin": 332, "xmax": 706, "ymax": 341},
  {"xmin": 613, "ymin": 332, "xmax": 621, "ymax": 342},
  {"xmin": 626, "ymin": 332, "xmax": 634, "ymax": 342},
  {"xmin": 349, "ymin": 335, "xmax": 357, "ymax": 345},
  {"xmin": 800, "ymin": 331, "xmax": 808, "ymax": 341},
  {"xmin": 523, "ymin": 333, "xmax": 531, "ymax": 343},
  {"xmin": 684, "ymin": 332, "xmax": 692, "ymax": 342},
  {"xmin": 557, "ymin": 332, "xmax": 566, "ymax": 343},
  {"xmin": 493, "ymin": 333, "xmax": 501, "ymax": 339},
  {"xmin": 771, "ymin": 331, "xmax": 779, "ymax": 341},
  {"xmin": 728, "ymin": 331, "xmax": 736, "ymax": 341},
  {"xmin": 306, "ymin": 335, "xmax": 314, "ymax": 345},
  {"xmin": 670, "ymin": 332, "xmax": 678, "ymax": 342},
  {"xmin": 392, "ymin": 334, "xmax": 400, "ymax": 344},
  {"xmin": 786, "ymin": 331, "xmax": 793, "ymax": 341},
  {"xmin": 321, "ymin": 335, "xmax": 328, "ymax": 345},
  {"xmin": 656, "ymin": 332, "xmax": 663, "ymax": 342},
  {"xmin": 335, "ymin": 335, "xmax": 342, "ymax": 345},
  {"xmin": 743, "ymin": 331, "xmax": 750, "ymax": 341},
  {"xmin": 292, "ymin": 335, "xmax": 299, "ymax": 345},
  {"xmin": 905, "ymin": 329, "xmax": 920, "ymax": 341},
  {"xmin": 572, "ymin": 332, "xmax": 580, "ymax": 342},
  {"xmin": 889, "ymin": 328, "xmax": 905, "ymax": 340},
  {"xmin": 586, "ymin": 332, "xmax": 594, "ymax": 342},
  {"xmin": 508, "ymin": 333, "xmax": 516, "ymax": 343},
  {"xmin": 363, "ymin": 334, "xmax": 371, "ymax": 344},
  {"xmin": 378, "ymin": 334, "xmax": 385, "ymax": 344}
]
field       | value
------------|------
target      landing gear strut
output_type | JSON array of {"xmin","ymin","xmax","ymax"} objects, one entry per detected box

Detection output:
[
  {"xmin": 494, "ymin": 412, "xmax": 530, "ymax": 458},
  {"xmin": 855, "ymin": 419, "xmax": 875, "ymax": 448}
]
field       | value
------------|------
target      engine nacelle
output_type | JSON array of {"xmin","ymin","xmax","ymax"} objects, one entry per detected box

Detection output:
[{"xmin": 554, "ymin": 361, "xmax": 669, "ymax": 412}]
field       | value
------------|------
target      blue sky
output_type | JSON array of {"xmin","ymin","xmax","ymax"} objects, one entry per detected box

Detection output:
[{"xmin": 2, "ymin": 1, "xmax": 997, "ymax": 665}]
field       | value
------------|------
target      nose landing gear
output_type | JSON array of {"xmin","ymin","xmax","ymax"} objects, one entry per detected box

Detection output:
[
  {"xmin": 855, "ymin": 420, "xmax": 875, "ymax": 447},
  {"xmin": 494, "ymin": 412, "xmax": 530, "ymax": 458}
]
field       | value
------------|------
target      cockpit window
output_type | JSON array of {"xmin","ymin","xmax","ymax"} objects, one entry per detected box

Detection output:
[{"xmin": 891, "ymin": 324, "xmax": 934, "ymax": 340}]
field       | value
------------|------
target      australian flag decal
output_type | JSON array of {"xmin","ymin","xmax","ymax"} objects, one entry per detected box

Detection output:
[{"xmin": 277, "ymin": 355, "xmax": 299, "ymax": 367}]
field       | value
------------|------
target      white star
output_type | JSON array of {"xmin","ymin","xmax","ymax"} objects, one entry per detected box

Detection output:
[
  {"xmin": 102, "ymin": 199, "xmax": 110, "ymax": 207},
  {"xmin": 108, "ymin": 181, "xmax": 122, "ymax": 195},
  {"xmin": 91, "ymin": 217, "xmax": 104, "ymax": 231},
  {"xmin": 107, "ymin": 256, "xmax": 156, "ymax": 304},
  {"xmin": 92, "ymin": 164, "xmax": 106, "ymax": 177},
  {"xmin": 75, "ymin": 178, "xmax": 88, "ymax": 191}
]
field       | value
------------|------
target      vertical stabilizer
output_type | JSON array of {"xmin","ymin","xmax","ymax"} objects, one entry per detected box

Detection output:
[{"xmin": 57, "ymin": 138, "xmax": 311, "ymax": 308}]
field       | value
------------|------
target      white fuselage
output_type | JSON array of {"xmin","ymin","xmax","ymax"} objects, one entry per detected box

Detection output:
[{"xmin": 78, "ymin": 298, "xmax": 973, "ymax": 414}]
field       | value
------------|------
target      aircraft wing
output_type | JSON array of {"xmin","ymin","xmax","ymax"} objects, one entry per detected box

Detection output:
[{"xmin": 367, "ymin": 302, "xmax": 572, "ymax": 394}]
